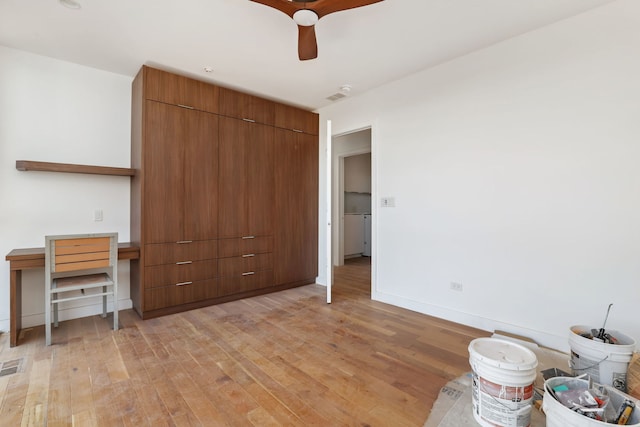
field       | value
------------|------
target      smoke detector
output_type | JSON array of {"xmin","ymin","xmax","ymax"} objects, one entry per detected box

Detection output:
[{"xmin": 339, "ymin": 84, "xmax": 352, "ymax": 95}]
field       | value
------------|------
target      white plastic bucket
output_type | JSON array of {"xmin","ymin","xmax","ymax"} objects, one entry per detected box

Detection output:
[
  {"xmin": 543, "ymin": 376, "xmax": 640, "ymax": 427},
  {"xmin": 468, "ymin": 337, "xmax": 538, "ymax": 427},
  {"xmin": 569, "ymin": 325, "xmax": 636, "ymax": 392}
]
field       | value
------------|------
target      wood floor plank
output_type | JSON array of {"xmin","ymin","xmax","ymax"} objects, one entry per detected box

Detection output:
[{"xmin": 1, "ymin": 257, "xmax": 496, "ymax": 426}]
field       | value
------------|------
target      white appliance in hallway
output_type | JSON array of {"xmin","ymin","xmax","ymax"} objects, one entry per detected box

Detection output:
[
  {"xmin": 344, "ymin": 213, "xmax": 372, "ymax": 257},
  {"xmin": 363, "ymin": 214, "xmax": 371, "ymax": 257}
]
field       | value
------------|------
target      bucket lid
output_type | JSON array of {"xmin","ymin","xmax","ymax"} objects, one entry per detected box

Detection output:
[{"xmin": 469, "ymin": 338, "xmax": 538, "ymax": 371}]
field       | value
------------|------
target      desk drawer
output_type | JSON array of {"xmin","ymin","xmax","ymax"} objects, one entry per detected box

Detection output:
[
  {"xmin": 144, "ymin": 278, "xmax": 219, "ymax": 311},
  {"xmin": 145, "ymin": 240, "xmax": 217, "ymax": 266},
  {"xmin": 144, "ymin": 260, "xmax": 217, "ymax": 288},
  {"xmin": 218, "ymin": 236, "xmax": 272, "ymax": 258},
  {"xmin": 219, "ymin": 269, "xmax": 273, "ymax": 296},
  {"xmin": 218, "ymin": 253, "xmax": 272, "ymax": 277}
]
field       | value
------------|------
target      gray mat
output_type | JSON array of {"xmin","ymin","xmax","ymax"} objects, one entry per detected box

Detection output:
[{"xmin": 423, "ymin": 372, "xmax": 545, "ymax": 427}]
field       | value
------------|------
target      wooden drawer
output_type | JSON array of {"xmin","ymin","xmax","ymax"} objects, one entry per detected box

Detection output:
[
  {"xmin": 218, "ymin": 236, "xmax": 272, "ymax": 258},
  {"xmin": 144, "ymin": 260, "xmax": 217, "ymax": 289},
  {"xmin": 143, "ymin": 66, "xmax": 219, "ymax": 114},
  {"xmin": 144, "ymin": 278, "xmax": 219, "ymax": 311},
  {"xmin": 218, "ymin": 87, "xmax": 275, "ymax": 125},
  {"xmin": 145, "ymin": 240, "xmax": 217, "ymax": 266},
  {"xmin": 218, "ymin": 269, "xmax": 274, "ymax": 296},
  {"xmin": 218, "ymin": 253, "xmax": 272, "ymax": 277},
  {"xmin": 274, "ymin": 103, "xmax": 319, "ymax": 135}
]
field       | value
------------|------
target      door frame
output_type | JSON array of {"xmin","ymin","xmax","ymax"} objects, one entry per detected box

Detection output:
[{"xmin": 327, "ymin": 124, "xmax": 377, "ymax": 302}]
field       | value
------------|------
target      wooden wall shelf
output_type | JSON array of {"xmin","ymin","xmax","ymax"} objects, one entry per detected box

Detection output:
[{"xmin": 16, "ymin": 160, "xmax": 135, "ymax": 177}]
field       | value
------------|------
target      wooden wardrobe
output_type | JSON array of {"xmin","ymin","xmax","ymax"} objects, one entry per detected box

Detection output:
[{"xmin": 130, "ymin": 66, "xmax": 318, "ymax": 319}]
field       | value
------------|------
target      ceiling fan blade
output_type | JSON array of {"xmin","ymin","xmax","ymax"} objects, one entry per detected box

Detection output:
[
  {"xmin": 298, "ymin": 25, "xmax": 318, "ymax": 61},
  {"xmin": 313, "ymin": 0, "xmax": 384, "ymax": 18},
  {"xmin": 249, "ymin": 0, "xmax": 298, "ymax": 18}
]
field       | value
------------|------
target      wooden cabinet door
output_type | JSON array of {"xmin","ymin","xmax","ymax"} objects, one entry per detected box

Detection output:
[
  {"xmin": 274, "ymin": 129, "xmax": 319, "ymax": 284},
  {"xmin": 218, "ymin": 116, "xmax": 248, "ymax": 238},
  {"xmin": 144, "ymin": 101, "xmax": 184, "ymax": 243},
  {"xmin": 246, "ymin": 123, "xmax": 274, "ymax": 237},
  {"xmin": 274, "ymin": 103, "xmax": 319, "ymax": 135},
  {"xmin": 184, "ymin": 110, "xmax": 219, "ymax": 241},
  {"xmin": 219, "ymin": 117, "xmax": 275, "ymax": 239},
  {"xmin": 144, "ymin": 66, "xmax": 219, "ymax": 114},
  {"xmin": 219, "ymin": 87, "xmax": 275, "ymax": 125}
]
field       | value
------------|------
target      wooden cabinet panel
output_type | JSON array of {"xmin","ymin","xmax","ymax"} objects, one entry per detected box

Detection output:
[
  {"xmin": 218, "ymin": 236, "xmax": 273, "ymax": 258},
  {"xmin": 218, "ymin": 117, "xmax": 274, "ymax": 238},
  {"xmin": 144, "ymin": 278, "xmax": 219, "ymax": 311},
  {"xmin": 143, "ymin": 101, "xmax": 218, "ymax": 244},
  {"xmin": 145, "ymin": 241, "xmax": 217, "ymax": 266},
  {"xmin": 218, "ymin": 116, "xmax": 248, "ymax": 238},
  {"xmin": 143, "ymin": 101, "xmax": 184, "ymax": 243},
  {"xmin": 274, "ymin": 129, "xmax": 319, "ymax": 285},
  {"xmin": 218, "ymin": 87, "xmax": 275, "ymax": 125},
  {"xmin": 144, "ymin": 260, "xmax": 217, "ymax": 289},
  {"xmin": 184, "ymin": 110, "xmax": 219, "ymax": 241},
  {"xmin": 218, "ymin": 270, "xmax": 274, "ymax": 296},
  {"xmin": 247, "ymin": 124, "xmax": 275, "ymax": 238},
  {"xmin": 218, "ymin": 253, "xmax": 272, "ymax": 277},
  {"xmin": 143, "ymin": 66, "xmax": 219, "ymax": 114},
  {"xmin": 274, "ymin": 103, "xmax": 319, "ymax": 135}
]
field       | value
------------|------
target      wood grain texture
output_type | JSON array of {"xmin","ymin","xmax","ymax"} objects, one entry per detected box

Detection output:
[
  {"xmin": 218, "ymin": 87, "xmax": 276, "ymax": 125},
  {"xmin": 218, "ymin": 117, "xmax": 275, "ymax": 239},
  {"xmin": 274, "ymin": 103, "xmax": 319, "ymax": 135},
  {"xmin": 15, "ymin": 160, "xmax": 135, "ymax": 176},
  {"xmin": 143, "ymin": 101, "xmax": 185, "ymax": 244},
  {"xmin": 143, "ymin": 66, "xmax": 219, "ymax": 115},
  {"xmin": 274, "ymin": 129, "xmax": 318, "ymax": 285},
  {"xmin": 0, "ymin": 258, "xmax": 493, "ymax": 426}
]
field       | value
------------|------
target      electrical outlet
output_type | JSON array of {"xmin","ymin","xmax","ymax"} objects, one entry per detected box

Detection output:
[{"xmin": 450, "ymin": 282, "xmax": 463, "ymax": 292}]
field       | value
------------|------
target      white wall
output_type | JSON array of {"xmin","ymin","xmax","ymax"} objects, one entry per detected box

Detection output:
[
  {"xmin": 317, "ymin": 0, "xmax": 640, "ymax": 352},
  {"xmin": 344, "ymin": 153, "xmax": 371, "ymax": 194},
  {"xmin": 0, "ymin": 46, "xmax": 133, "ymax": 330}
]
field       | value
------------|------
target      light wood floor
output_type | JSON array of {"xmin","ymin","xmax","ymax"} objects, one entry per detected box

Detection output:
[{"xmin": 0, "ymin": 257, "xmax": 489, "ymax": 426}]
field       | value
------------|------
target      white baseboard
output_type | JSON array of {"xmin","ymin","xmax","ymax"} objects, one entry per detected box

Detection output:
[{"xmin": 372, "ymin": 290, "xmax": 570, "ymax": 353}]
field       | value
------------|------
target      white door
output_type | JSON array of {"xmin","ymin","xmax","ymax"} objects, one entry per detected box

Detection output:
[{"xmin": 326, "ymin": 120, "xmax": 332, "ymax": 303}]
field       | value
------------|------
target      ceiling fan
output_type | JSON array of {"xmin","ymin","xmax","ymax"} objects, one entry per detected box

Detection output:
[{"xmin": 250, "ymin": 0, "xmax": 384, "ymax": 61}]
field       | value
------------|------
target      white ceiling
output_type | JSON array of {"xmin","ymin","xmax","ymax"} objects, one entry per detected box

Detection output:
[{"xmin": 0, "ymin": 0, "xmax": 614, "ymax": 110}]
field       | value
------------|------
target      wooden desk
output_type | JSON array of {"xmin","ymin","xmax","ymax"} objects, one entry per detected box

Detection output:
[{"xmin": 5, "ymin": 243, "xmax": 139, "ymax": 347}]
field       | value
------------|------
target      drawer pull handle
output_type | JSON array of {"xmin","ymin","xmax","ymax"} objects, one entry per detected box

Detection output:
[
  {"xmin": 176, "ymin": 240, "xmax": 193, "ymax": 244},
  {"xmin": 242, "ymin": 254, "xmax": 255, "ymax": 258},
  {"xmin": 176, "ymin": 281, "xmax": 193, "ymax": 286},
  {"xmin": 242, "ymin": 271, "xmax": 255, "ymax": 276},
  {"xmin": 178, "ymin": 104, "xmax": 194, "ymax": 110},
  {"xmin": 292, "ymin": 128, "xmax": 304, "ymax": 133},
  {"xmin": 176, "ymin": 261, "xmax": 193, "ymax": 265},
  {"xmin": 242, "ymin": 118, "xmax": 256, "ymax": 123},
  {"xmin": 242, "ymin": 236, "xmax": 255, "ymax": 240}
]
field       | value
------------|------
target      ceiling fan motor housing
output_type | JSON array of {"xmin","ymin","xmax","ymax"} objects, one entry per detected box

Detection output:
[{"xmin": 293, "ymin": 9, "xmax": 319, "ymax": 26}]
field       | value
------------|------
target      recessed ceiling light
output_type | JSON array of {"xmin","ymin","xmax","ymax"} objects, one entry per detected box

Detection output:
[
  {"xmin": 203, "ymin": 67, "xmax": 214, "ymax": 73},
  {"xmin": 59, "ymin": 0, "xmax": 81, "ymax": 9}
]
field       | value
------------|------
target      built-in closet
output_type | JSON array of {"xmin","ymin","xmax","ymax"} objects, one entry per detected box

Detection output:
[{"xmin": 130, "ymin": 66, "xmax": 318, "ymax": 319}]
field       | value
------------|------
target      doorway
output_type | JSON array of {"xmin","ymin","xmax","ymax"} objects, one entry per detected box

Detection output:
[{"xmin": 331, "ymin": 128, "xmax": 373, "ymax": 298}]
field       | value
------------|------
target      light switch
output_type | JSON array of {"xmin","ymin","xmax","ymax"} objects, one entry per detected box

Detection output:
[
  {"xmin": 94, "ymin": 209, "xmax": 103, "ymax": 221},
  {"xmin": 380, "ymin": 197, "xmax": 395, "ymax": 207}
]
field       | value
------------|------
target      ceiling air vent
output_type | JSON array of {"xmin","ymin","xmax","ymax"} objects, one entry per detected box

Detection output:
[{"xmin": 326, "ymin": 92, "xmax": 347, "ymax": 102}]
